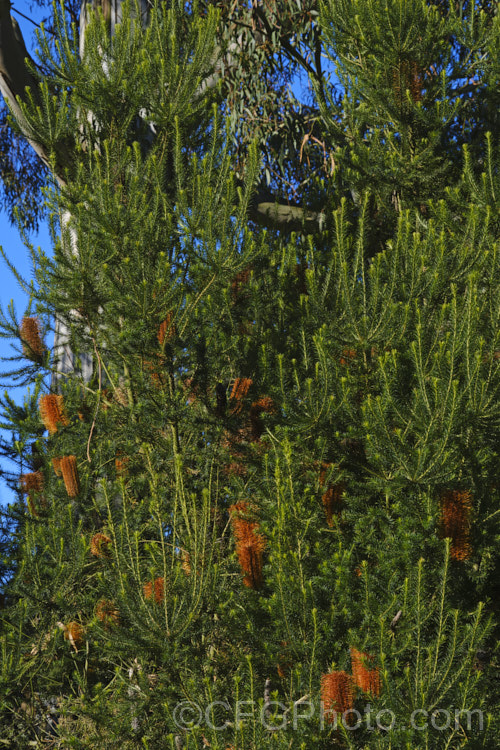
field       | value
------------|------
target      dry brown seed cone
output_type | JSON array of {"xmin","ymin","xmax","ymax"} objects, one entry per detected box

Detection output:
[
  {"xmin": 20, "ymin": 471, "xmax": 46, "ymax": 516},
  {"xmin": 95, "ymin": 599, "xmax": 120, "ymax": 627},
  {"xmin": 90, "ymin": 533, "xmax": 112, "ymax": 558}
]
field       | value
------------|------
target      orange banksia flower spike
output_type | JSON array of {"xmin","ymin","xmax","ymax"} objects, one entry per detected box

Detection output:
[
  {"xmin": 180, "ymin": 550, "xmax": 191, "ymax": 576},
  {"xmin": 350, "ymin": 648, "xmax": 382, "ymax": 696},
  {"xmin": 439, "ymin": 490, "xmax": 473, "ymax": 561},
  {"xmin": 322, "ymin": 484, "xmax": 344, "ymax": 526},
  {"xmin": 115, "ymin": 453, "xmax": 130, "ymax": 478},
  {"xmin": 144, "ymin": 357, "xmax": 166, "ymax": 389},
  {"xmin": 52, "ymin": 457, "xmax": 63, "ymax": 477},
  {"xmin": 409, "ymin": 61, "xmax": 423, "ymax": 102},
  {"xmin": 229, "ymin": 502, "xmax": 266, "ymax": 589},
  {"xmin": 276, "ymin": 640, "xmax": 293, "ymax": 679},
  {"xmin": 229, "ymin": 377, "xmax": 252, "ymax": 414},
  {"xmin": 20, "ymin": 472, "xmax": 46, "ymax": 516},
  {"xmin": 392, "ymin": 59, "xmax": 423, "ymax": 104},
  {"xmin": 39, "ymin": 394, "xmax": 69, "ymax": 434},
  {"xmin": 20, "ymin": 316, "xmax": 46, "ymax": 362},
  {"xmin": 60, "ymin": 456, "xmax": 80, "ymax": 497},
  {"xmin": 231, "ymin": 266, "xmax": 252, "ymax": 303},
  {"xmin": 90, "ymin": 533, "xmax": 112, "ymax": 558},
  {"xmin": 339, "ymin": 348, "xmax": 356, "ymax": 367},
  {"xmin": 321, "ymin": 671, "xmax": 354, "ymax": 724},
  {"xmin": 319, "ymin": 464, "xmax": 344, "ymax": 526},
  {"xmin": 158, "ymin": 311, "xmax": 176, "ymax": 346},
  {"xmin": 249, "ymin": 396, "xmax": 275, "ymax": 441},
  {"xmin": 143, "ymin": 577, "xmax": 166, "ymax": 603},
  {"xmin": 95, "ymin": 599, "xmax": 120, "ymax": 627},
  {"xmin": 60, "ymin": 621, "xmax": 85, "ymax": 652}
]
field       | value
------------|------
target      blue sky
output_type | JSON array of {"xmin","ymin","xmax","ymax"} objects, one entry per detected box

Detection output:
[{"xmin": 0, "ymin": 2, "xmax": 52, "ymax": 505}]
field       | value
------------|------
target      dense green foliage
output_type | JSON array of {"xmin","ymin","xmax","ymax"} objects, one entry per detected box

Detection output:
[{"xmin": 0, "ymin": 1, "xmax": 499, "ymax": 747}]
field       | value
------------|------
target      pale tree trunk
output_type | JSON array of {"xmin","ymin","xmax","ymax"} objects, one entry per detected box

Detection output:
[{"xmin": 0, "ymin": 0, "xmax": 325, "ymax": 387}]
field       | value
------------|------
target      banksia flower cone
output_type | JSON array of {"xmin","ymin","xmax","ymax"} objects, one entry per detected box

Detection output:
[
  {"xmin": 60, "ymin": 456, "xmax": 80, "ymax": 497},
  {"xmin": 52, "ymin": 457, "xmax": 63, "ymax": 477},
  {"xmin": 158, "ymin": 311, "xmax": 176, "ymax": 345},
  {"xmin": 20, "ymin": 471, "xmax": 44, "ymax": 494},
  {"xmin": 95, "ymin": 599, "xmax": 120, "ymax": 627},
  {"xmin": 39, "ymin": 395, "xmax": 69, "ymax": 434},
  {"xmin": 320, "ymin": 464, "xmax": 344, "ymax": 526},
  {"xmin": 181, "ymin": 550, "xmax": 191, "ymax": 576},
  {"xmin": 229, "ymin": 502, "xmax": 266, "ymax": 589},
  {"xmin": 350, "ymin": 648, "xmax": 382, "ymax": 696},
  {"xmin": 143, "ymin": 577, "xmax": 166, "ymax": 603},
  {"xmin": 20, "ymin": 316, "xmax": 46, "ymax": 362},
  {"xmin": 439, "ymin": 490, "xmax": 472, "ymax": 561},
  {"xmin": 321, "ymin": 671, "xmax": 354, "ymax": 723},
  {"xmin": 115, "ymin": 453, "xmax": 130, "ymax": 477},
  {"xmin": 230, "ymin": 267, "xmax": 252, "ymax": 303},
  {"xmin": 339, "ymin": 348, "xmax": 356, "ymax": 366},
  {"xmin": 277, "ymin": 641, "xmax": 293, "ymax": 679},
  {"xmin": 61, "ymin": 621, "xmax": 85, "ymax": 651},
  {"xmin": 20, "ymin": 472, "xmax": 45, "ymax": 516},
  {"xmin": 90, "ymin": 533, "xmax": 112, "ymax": 558},
  {"xmin": 229, "ymin": 378, "xmax": 252, "ymax": 414},
  {"xmin": 249, "ymin": 396, "xmax": 275, "ymax": 441}
]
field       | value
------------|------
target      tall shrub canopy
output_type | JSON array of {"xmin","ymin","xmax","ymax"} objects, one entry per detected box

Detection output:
[{"xmin": 0, "ymin": 1, "xmax": 498, "ymax": 747}]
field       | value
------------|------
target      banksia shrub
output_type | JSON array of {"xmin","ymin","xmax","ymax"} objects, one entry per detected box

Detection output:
[
  {"xmin": 143, "ymin": 577, "xmax": 166, "ymax": 603},
  {"xmin": 90, "ymin": 533, "xmax": 112, "ymax": 558},
  {"xmin": 39, "ymin": 394, "xmax": 69, "ymax": 434},
  {"xmin": 229, "ymin": 502, "xmax": 266, "ymax": 589},
  {"xmin": 20, "ymin": 316, "xmax": 46, "ymax": 362},
  {"xmin": 350, "ymin": 648, "xmax": 382, "ymax": 696},
  {"xmin": 320, "ymin": 671, "xmax": 354, "ymax": 723},
  {"xmin": 60, "ymin": 456, "xmax": 80, "ymax": 497},
  {"xmin": 95, "ymin": 599, "xmax": 120, "ymax": 627},
  {"xmin": 20, "ymin": 471, "xmax": 45, "ymax": 516},
  {"xmin": 439, "ymin": 490, "xmax": 473, "ymax": 561}
]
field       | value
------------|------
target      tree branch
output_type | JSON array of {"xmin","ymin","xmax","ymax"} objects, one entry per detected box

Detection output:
[
  {"xmin": 250, "ymin": 192, "xmax": 325, "ymax": 233},
  {"xmin": 0, "ymin": 0, "xmax": 54, "ymax": 172}
]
